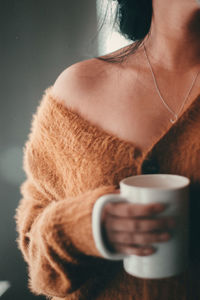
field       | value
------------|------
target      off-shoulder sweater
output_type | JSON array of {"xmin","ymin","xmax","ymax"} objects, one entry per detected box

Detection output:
[{"xmin": 15, "ymin": 85, "xmax": 200, "ymax": 300}]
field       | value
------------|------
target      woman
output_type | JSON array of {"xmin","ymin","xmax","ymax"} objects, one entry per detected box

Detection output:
[{"xmin": 15, "ymin": 0, "xmax": 200, "ymax": 299}]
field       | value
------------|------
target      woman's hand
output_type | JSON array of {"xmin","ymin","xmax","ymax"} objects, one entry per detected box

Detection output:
[{"xmin": 101, "ymin": 190, "xmax": 176, "ymax": 256}]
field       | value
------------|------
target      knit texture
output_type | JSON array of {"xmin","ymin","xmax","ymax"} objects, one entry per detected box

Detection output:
[{"xmin": 15, "ymin": 86, "xmax": 200, "ymax": 300}]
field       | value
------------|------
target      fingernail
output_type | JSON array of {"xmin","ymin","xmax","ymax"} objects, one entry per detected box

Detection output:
[
  {"xmin": 143, "ymin": 248, "xmax": 152, "ymax": 254},
  {"xmin": 114, "ymin": 189, "xmax": 120, "ymax": 193}
]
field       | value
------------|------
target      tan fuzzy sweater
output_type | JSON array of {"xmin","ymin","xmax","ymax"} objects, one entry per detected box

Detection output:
[{"xmin": 15, "ymin": 86, "xmax": 200, "ymax": 300}]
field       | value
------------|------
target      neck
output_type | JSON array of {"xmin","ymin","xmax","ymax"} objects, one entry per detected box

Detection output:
[{"xmin": 143, "ymin": 0, "xmax": 200, "ymax": 72}]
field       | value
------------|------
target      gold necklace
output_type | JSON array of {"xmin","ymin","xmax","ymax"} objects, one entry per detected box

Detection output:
[{"xmin": 143, "ymin": 42, "xmax": 200, "ymax": 123}]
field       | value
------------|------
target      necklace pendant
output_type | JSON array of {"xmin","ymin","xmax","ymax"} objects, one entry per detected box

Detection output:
[{"xmin": 170, "ymin": 115, "xmax": 178, "ymax": 124}]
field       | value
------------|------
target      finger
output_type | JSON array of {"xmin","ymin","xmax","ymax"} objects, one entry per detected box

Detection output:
[
  {"xmin": 107, "ymin": 231, "xmax": 171, "ymax": 245},
  {"xmin": 113, "ymin": 244, "xmax": 156, "ymax": 256},
  {"xmin": 105, "ymin": 202, "xmax": 166, "ymax": 218},
  {"xmin": 105, "ymin": 215, "xmax": 176, "ymax": 232}
]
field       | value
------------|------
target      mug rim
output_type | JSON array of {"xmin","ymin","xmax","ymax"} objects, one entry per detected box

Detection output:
[{"xmin": 120, "ymin": 174, "xmax": 190, "ymax": 190}]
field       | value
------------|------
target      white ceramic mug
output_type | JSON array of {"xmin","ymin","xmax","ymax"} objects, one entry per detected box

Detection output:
[{"xmin": 92, "ymin": 174, "xmax": 190, "ymax": 279}]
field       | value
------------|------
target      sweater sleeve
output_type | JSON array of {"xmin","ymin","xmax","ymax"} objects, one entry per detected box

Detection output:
[{"xmin": 15, "ymin": 87, "xmax": 119, "ymax": 298}]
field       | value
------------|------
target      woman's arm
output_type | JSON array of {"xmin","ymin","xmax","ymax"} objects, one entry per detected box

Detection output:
[
  {"xmin": 15, "ymin": 84, "xmax": 118, "ymax": 298},
  {"xmin": 16, "ymin": 178, "xmax": 116, "ymax": 298}
]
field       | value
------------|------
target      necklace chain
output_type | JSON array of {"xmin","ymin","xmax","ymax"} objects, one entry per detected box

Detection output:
[{"xmin": 143, "ymin": 42, "xmax": 200, "ymax": 123}]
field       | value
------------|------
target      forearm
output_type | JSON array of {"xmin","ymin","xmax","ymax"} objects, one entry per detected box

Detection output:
[{"xmin": 16, "ymin": 180, "xmax": 117, "ymax": 297}]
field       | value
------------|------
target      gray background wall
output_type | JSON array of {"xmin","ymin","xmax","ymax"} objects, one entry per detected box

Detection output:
[{"xmin": 0, "ymin": 0, "xmax": 98, "ymax": 299}]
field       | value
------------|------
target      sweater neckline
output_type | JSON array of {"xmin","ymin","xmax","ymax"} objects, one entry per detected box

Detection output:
[{"xmin": 46, "ymin": 85, "xmax": 200, "ymax": 171}]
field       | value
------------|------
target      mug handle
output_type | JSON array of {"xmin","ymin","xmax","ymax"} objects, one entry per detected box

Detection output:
[{"xmin": 92, "ymin": 193, "xmax": 129, "ymax": 260}]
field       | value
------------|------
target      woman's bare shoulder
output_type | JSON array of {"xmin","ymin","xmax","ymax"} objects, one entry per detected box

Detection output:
[
  {"xmin": 51, "ymin": 43, "xmax": 138, "ymax": 105},
  {"xmin": 51, "ymin": 57, "xmax": 111, "ymax": 108},
  {"xmin": 51, "ymin": 44, "xmax": 142, "ymax": 110}
]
